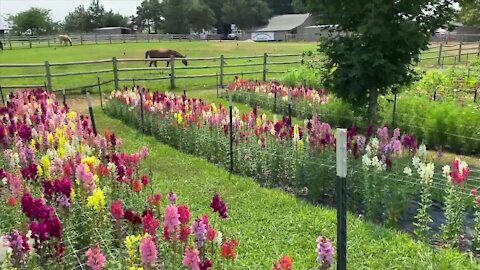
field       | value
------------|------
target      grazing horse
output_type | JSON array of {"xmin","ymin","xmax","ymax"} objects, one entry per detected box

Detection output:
[
  {"xmin": 58, "ymin": 35, "xmax": 72, "ymax": 46},
  {"xmin": 0, "ymin": 40, "xmax": 3, "ymax": 51},
  {"xmin": 145, "ymin": 49, "xmax": 188, "ymax": 68}
]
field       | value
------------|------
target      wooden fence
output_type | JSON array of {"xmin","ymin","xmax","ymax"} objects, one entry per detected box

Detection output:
[
  {"xmin": 0, "ymin": 53, "xmax": 307, "ymax": 92},
  {"xmin": 0, "ymin": 33, "xmax": 215, "ymax": 50}
]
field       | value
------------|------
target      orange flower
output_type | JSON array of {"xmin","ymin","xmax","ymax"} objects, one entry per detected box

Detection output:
[
  {"xmin": 273, "ymin": 255, "xmax": 293, "ymax": 270},
  {"xmin": 221, "ymin": 239, "xmax": 239, "ymax": 259},
  {"xmin": 7, "ymin": 195, "xmax": 17, "ymax": 207},
  {"xmin": 132, "ymin": 180, "xmax": 143, "ymax": 193}
]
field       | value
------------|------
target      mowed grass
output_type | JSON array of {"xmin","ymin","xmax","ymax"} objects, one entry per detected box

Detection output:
[
  {"xmin": 93, "ymin": 107, "xmax": 480, "ymax": 269},
  {"xmin": 0, "ymin": 41, "xmax": 316, "ymax": 92}
]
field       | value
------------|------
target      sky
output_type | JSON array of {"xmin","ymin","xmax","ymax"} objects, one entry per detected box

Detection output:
[{"xmin": 0, "ymin": 0, "xmax": 143, "ymax": 26}]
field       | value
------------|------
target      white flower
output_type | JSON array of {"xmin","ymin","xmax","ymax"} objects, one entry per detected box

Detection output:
[
  {"xmin": 0, "ymin": 236, "xmax": 12, "ymax": 263},
  {"xmin": 365, "ymin": 145, "xmax": 372, "ymax": 156},
  {"xmin": 370, "ymin": 138, "xmax": 379, "ymax": 151},
  {"xmin": 442, "ymin": 165, "xmax": 451, "ymax": 178},
  {"xmin": 418, "ymin": 144, "xmax": 427, "ymax": 159},
  {"xmin": 412, "ymin": 156, "xmax": 421, "ymax": 169},
  {"xmin": 419, "ymin": 163, "xmax": 435, "ymax": 185},
  {"xmin": 213, "ymin": 231, "xmax": 223, "ymax": 247},
  {"xmin": 403, "ymin": 167, "xmax": 413, "ymax": 176},
  {"xmin": 362, "ymin": 154, "xmax": 371, "ymax": 168},
  {"xmin": 371, "ymin": 156, "xmax": 385, "ymax": 171},
  {"xmin": 107, "ymin": 162, "xmax": 117, "ymax": 175}
]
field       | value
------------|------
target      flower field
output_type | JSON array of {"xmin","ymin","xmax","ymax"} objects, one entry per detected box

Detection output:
[
  {"xmin": 225, "ymin": 78, "xmax": 480, "ymax": 154},
  {"xmin": 0, "ymin": 89, "xmax": 341, "ymax": 269},
  {"xmin": 105, "ymin": 87, "xmax": 480, "ymax": 257}
]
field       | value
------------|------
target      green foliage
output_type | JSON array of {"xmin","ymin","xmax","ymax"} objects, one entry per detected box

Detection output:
[
  {"xmin": 162, "ymin": 0, "xmax": 191, "ymax": 33},
  {"xmin": 458, "ymin": 0, "xmax": 480, "ymax": 27},
  {"xmin": 189, "ymin": 0, "xmax": 217, "ymax": 32},
  {"xmin": 306, "ymin": 0, "xmax": 458, "ymax": 123},
  {"xmin": 64, "ymin": 5, "xmax": 91, "ymax": 33},
  {"xmin": 8, "ymin": 8, "xmax": 55, "ymax": 35},
  {"xmin": 135, "ymin": 0, "xmax": 164, "ymax": 33},
  {"xmin": 222, "ymin": 0, "xmax": 272, "ymax": 29},
  {"xmin": 281, "ymin": 66, "xmax": 322, "ymax": 89}
]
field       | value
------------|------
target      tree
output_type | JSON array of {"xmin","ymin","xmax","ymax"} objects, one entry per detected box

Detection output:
[
  {"xmin": 459, "ymin": 0, "xmax": 480, "ymax": 26},
  {"xmin": 222, "ymin": 0, "xmax": 272, "ymax": 30},
  {"xmin": 64, "ymin": 5, "xmax": 90, "ymax": 32},
  {"xmin": 103, "ymin": 10, "xmax": 129, "ymax": 27},
  {"xmin": 189, "ymin": 0, "xmax": 217, "ymax": 32},
  {"xmin": 292, "ymin": 0, "xmax": 309, "ymax": 13},
  {"xmin": 136, "ymin": 0, "xmax": 164, "ymax": 33},
  {"xmin": 162, "ymin": 0, "xmax": 191, "ymax": 33},
  {"xmin": 88, "ymin": 0, "xmax": 106, "ymax": 30},
  {"xmin": 8, "ymin": 8, "xmax": 54, "ymax": 35},
  {"xmin": 306, "ymin": 0, "xmax": 457, "ymax": 125},
  {"xmin": 266, "ymin": 0, "xmax": 294, "ymax": 15},
  {"xmin": 204, "ymin": 0, "xmax": 230, "ymax": 34}
]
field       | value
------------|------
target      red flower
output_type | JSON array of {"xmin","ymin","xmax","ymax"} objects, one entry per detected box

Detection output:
[
  {"xmin": 96, "ymin": 163, "xmax": 110, "ymax": 177},
  {"xmin": 110, "ymin": 200, "xmax": 124, "ymax": 220},
  {"xmin": 210, "ymin": 193, "xmax": 228, "ymax": 219},
  {"xmin": 7, "ymin": 195, "xmax": 17, "ymax": 207},
  {"xmin": 180, "ymin": 225, "xmax": 191, "ymax": 242},
  {"xmin": 132, "ymin": 180, "xmax": 143, "ymax": 193},
  {"xmin": 451, "ymin": 158, "xmax": 470, "ymax": 185},
  {"xmin": 477, "ymin": 197, "xmax": 480, "ymax": 208},
  {"xmin": 273, "ymin": 255, "xmax": 293, "ymax": 270},
  {"xmin": 141, "ymin": 175, "xmax": 149, "ymax": 186},
  {"xmin": 207, "ymin": 228, "xmax": 217, "ymax": 241},
  {"xmin": 148, "ymin": 193, "xmax": 162, "ymax": 206},
  {"xmin": 178, "ymin": 205, "xmax": 190, "ymax": 225},
  {"xmin": 143, "ymin": 213, "xmax": 160, "ymax": 236},
  {"xmin": 221, "ymin": 239, "xmax": 239, "ymax": 259}
]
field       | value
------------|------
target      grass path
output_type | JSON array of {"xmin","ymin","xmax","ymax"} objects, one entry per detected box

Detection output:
[{"xmin": 94, "ymin": 107, "xmax": 479, "ymax": 269}]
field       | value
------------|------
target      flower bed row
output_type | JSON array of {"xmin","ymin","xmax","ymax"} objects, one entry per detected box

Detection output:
[
  {"xmin": 0, "ymin": 89, "xmax": 340, "ymax": 269},
  {"xmin": 226, "ymin": 78, "xmax": 480, "ymax": 154},
  {"xmin": 105, "ymin": 87, "xmax": 480, "ymax": 253}
]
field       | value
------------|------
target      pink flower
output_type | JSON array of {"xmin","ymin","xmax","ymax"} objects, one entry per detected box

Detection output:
[
  {"xmin": 451, "ymin": 158, "xmax": 470, "ymax": 185},
  {"xmin": 85, "ymin": 245, "xmax": 106, "ymax": 270},
  {"xmin": 472, "ymin": 188, "xmax": 478, "ymax": 197},
  {"xmin": 178, "ymin": 205, "xmax": 190, "ymax": 225},
  {"xmin": 110, "ymin": 200, "xmax": 124, "ymax": 220},
  {"xmin": 168, "ymin": 192, "xmax": 177, "ymax": 204},
  {"xmin": 316, "ymin": 236, "xmax": 334, "ymax": 268},
  {"xmin": 143, "ymin": 213, "xmax": 160, "ymax": 236},
  {"xmin": 164, "ymin": 205, "xmax": 180, "ymax": 234},
  {"xmin": 140, "ymin": 235, "xmax": 158, "ymax": 265},
  {"xmin": 76, "ymin": 164, "xmax": 95, "ymax": 193},
  {"xmin": 183, "ymin": 247, "xmax": 200, "ymax": 270}
]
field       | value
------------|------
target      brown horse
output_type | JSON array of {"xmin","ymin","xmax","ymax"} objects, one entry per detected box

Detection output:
[
  {"xmin": 145, "ymin": 49, "xmax": 188, "ymax": 68},
  {"xmin": 58, "ymin": 35, "xmax": 72, "ymax": 46}
]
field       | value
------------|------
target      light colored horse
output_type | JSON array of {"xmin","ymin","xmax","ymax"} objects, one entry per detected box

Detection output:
[{"xmin": 58, "ymin": 35, "xmax": 72, "ymax": 46}]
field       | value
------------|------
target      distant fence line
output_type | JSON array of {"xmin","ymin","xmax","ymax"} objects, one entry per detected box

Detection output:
[
  {"xmin": 0, "ymin": 53, "xmax": 309, "ymax": 93},
  {"xmin": 0, "ymin": 33, "xmax": 219, "ymax": 50}
]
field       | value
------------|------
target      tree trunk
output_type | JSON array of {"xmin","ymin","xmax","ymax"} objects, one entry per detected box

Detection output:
[{"xmin": 368, "ymin": 89, "xmax": 378, "ymax": 126}]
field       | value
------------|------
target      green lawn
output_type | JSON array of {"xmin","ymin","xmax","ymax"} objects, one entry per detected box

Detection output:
[
  {"xmin": 93, "ymin": 107, "xmax": 480, "ymax": 269},
  {"xmin": 0, "ymin": 41, "xmax": 316, "ymax": 92}
]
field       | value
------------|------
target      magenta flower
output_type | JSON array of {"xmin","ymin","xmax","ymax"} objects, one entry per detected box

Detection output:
[
  {"xmin": 178, "ymin": 205, "xmax": 190, "ymax": 225},
  {"xmin": 210, "ymin": 193, "xmax": 228, "ymax": 219},
  {"xmin": 168, "ymin": 191, "xmax": 177, "ymax": 204},
  {"xmin": 164, "ymin": 205, "xmax": 180, "ymax": 234},
  {"xmin": 183, "ymin": 247, "xmax": 200, "ymax": 270},
  {"xmin": 85, "ymin": 245, "xmax": 106, "ymax": 270},
  {"xmin": 316, "ymin": 236, "xmax": 334, "ymax": 268},
  {"xmin": 451, "ymin": 158, "xmax": 470, "ymax": 185},
  {"xmin": 140, "ymin": 235, "xmax": 158, "ymax": 265},
  {"xmin": 110, "ymin": 200, "xmax": 124, "ymax": 221}
]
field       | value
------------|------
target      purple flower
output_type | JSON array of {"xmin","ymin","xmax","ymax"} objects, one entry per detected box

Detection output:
[
  {"xmin": 317, "ymin": 236, "xmax": 334, "ymax": 268},
  {"xmin": 192, "ymin": 218, "xmax": 207, "ymax": 249},
  {"xmin": 17, "ymin": 124, "xmax": 32, "ymax": 141},
  {"xmin": 168, "ymin": 192, "xmax": 177, "ymax": 204},
  {"xmin": 210, "ymin": 193, "xmax": 228, "ymax": 219}
]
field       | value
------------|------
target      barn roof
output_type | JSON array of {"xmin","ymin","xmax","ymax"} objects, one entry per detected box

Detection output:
[{"xmin": 255, "ymin": 14, "xmax": 311, "ymax": 32}]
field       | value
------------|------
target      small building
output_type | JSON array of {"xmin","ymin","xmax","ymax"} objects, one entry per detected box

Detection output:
[
  {"xmin": 249, "ymin": 14, "xmax": 314, "ymax": 41},
  {"xmin": 93, "ymin": 27, "xmax": 131, "ymax": 35}
]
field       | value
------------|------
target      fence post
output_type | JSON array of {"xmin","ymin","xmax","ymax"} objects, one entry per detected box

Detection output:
[
  {"xmin": 139, "ymin": 90, "xmax": 145, "ymax": 133},
  {"xmin": 112, "ymin": 57, "xmax": 119, "ymax": 90},
  {"xmin": 123, "ymin": 34, "xmax": 126, "ymax": 43},
  {"xmin": 392, "ymin": 93, "xmax": 397, "ymax": 127},
  {"xmin": 263, "ymin": 53, "xmax": 268, "ymax": 82},
  {"xmin": 62, "ymin": 89, "xmax": 66, "ymax": 108},
  {"xmin": 437, "ymin": 43, "xmax": 443, "ymax": 66},
  {"xmin": 0, "ymin": 85, "xmax": 4, "ymax": 105},
  {"xmin": 28, "ymin": 36, "xmax": 32, "ymax": 48},
  {"xmin": 109, "ymin": 34, "xmax": 112, "ymax": 44},
  {"xmin": 97, "ymin": 76, "xmax": 103, "ymax": 109},
  {"xmin": 220, "ymin": 54, "xmax": 225, "ymax": 88},
  {"xmin": 170, "ymin": 55, "xmax": 176, "ymax": 89},
  {"xmin": 44, "ymin": 61, "xmax": 52, "ymax": 91},
  {"xmin": 8, "ymin": 37, "xmax": 12, "ymax": 50},
  {"xmin": 86, "ymin": 92, "xmax": 97, "ymax": 136},
  {"xmin": 336, "ymin": 128, "xmax": 347, "ymax": 270},
  {"xmin": 475, "ymin": 88, "xmax": 478, "ymax": 103},
  {"xmin": 478, "ymin": 41, "xmax": 480, "ymax": 57},
  {"xmin": 273, "ymin": 86, "xmax": 277, "ymax": 114},
  {"xmin": 95, "ymin": 34, "xmax": 98, "ymax": 44},
  {"xmin": 216, "ymin": 72, "xmax": 219, "ymax": 97},
  {"xmin": 229, "ymin": 93, "xmax": 234, "ymax": 173},
  {"xmin": 458, "ymin": 41, "xmax": 463, "ymax": 62},
  {"xmin": 47, "ymin": 36, "xmax": 51, "ymax": 47},
  {"xmin": 80, "ymin": 34, "xmax": 84, "ymax": 45}
]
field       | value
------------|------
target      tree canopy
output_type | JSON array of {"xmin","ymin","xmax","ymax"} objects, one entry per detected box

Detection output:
[
  {"xmin": 306, "ymin": 0, "xmax": 458, "ymax": 124},
  {"xmin": 222, "ymin": 0, "xmax": 272, "ymax": 30},
  {"xmin": 458, "ymin": 0, "xmax": 480, "ymax": 26},
  {"xmin": 8, "ymin": 8, "xmax": 55, "ymax": 35}
]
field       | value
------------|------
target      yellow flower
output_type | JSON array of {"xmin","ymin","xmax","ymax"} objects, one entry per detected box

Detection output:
[
  {"xmin": 174, "ymin": 113, "xmax": 184, "ymax": 125},
  {"xmin": 36, "ymin": 165, "xmax": 43, "ymax": 177},
  {"xmin": 87, "ymin": 188, "xmax": 106, "ymax": 212},
  {"xmin": 41, "ymin": 156, "xmax": 50, "ymax": 176},
  {"xmin": 30, "ymin": 139, "xmax": 37, "ymax": 150},
  {"xmin": 129, "ymin": 268, "xmax": 143, "ymax": 270},
  {"xmin": 82, "ymin": 156, "xmax": 99, "ymax": 167},
  {"xmin": 256, "ymin": 116, "xmax": 262, "ymax": 127},
  {"xmin": 211, "ymin": 103, "xmax": 217, "ymax": 113},
  {"xmin": 67, "ymin": 111, "xmax": 77, "ymax": 120},
  {"xmin": 71, "ymin": 188, "xmax": 76, "ymax": 202},
  {"xmin": 93, "ymin": 175, "xmax": 99, "ymax": 184},
  {"xmin": 47, "ymin": 133, "xmax": 55, "ymax": 145},
  {"xmin": 124, "ymin": 234, "xmax": 142, "ymax": 259},
  {"xmin": 57, "ymin": 147, "xmax": 65, "ymax": 158},
  {"xmin": 58, "ymin": 136, "xmax": 66, "ymax": 148}
]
